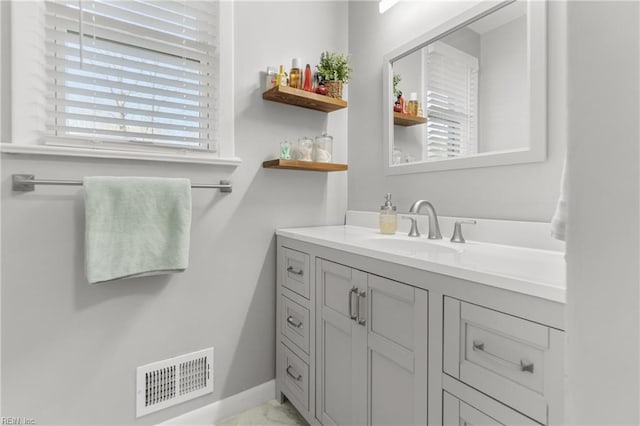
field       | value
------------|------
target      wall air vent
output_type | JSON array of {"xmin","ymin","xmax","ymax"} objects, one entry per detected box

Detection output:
[{"xmin": 136, "ymin": 347, "xmax": 214, "ymax": 417}]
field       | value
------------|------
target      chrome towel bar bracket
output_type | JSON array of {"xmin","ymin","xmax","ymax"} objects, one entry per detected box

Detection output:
[{"xmin": 12, "ymin": 174, "xmax": 232, "ymax": 193}]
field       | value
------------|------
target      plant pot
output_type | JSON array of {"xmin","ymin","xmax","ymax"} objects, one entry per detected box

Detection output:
[{"xmin": 324, "ymin": 80, "xmax": 343, "ymax": 99}]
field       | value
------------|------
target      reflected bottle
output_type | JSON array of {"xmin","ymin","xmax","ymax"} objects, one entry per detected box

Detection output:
[{"xmin": 408, "ymin": 92, "xmax": 419, "ymax": 116}]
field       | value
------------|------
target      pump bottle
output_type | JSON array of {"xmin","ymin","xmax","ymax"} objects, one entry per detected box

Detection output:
[{"xmin": 379, "ymin": 193, "xmax": 398, "ymax": 234}]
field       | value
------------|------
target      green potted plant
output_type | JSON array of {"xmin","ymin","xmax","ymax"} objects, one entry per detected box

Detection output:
[{"xmin": 316, "ymin": 51, "xmax": 352, "ymax": 99}]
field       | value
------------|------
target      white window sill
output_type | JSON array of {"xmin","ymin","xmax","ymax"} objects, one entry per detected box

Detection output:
[{"xmin": 0, "ymin": 143, "xmax": 242, "ymax": 167}]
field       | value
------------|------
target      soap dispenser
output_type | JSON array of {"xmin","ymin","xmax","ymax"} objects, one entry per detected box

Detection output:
[{"xmin": 379, "ymin": 193, "xmax": 398, "ymax": 234}]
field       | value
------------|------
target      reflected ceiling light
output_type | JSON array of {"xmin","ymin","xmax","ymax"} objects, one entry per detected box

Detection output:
[{"xmin": 379, "ymin": 0, "xmax": 400, "ymax": 14}]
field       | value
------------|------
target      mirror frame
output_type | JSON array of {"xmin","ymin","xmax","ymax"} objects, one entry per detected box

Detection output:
[{"xmin": 382, "ymin": 0, "xmax": 547, "ymax": 175}]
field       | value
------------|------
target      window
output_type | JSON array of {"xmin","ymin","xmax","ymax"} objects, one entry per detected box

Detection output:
[
  {"xmin": 423, "ymin": 41, "xmax": 478, "ymax": 160},
  {"xmin": 46, "ymin": 0, "xmax": 218, "ymax": 152},
  {"xmin": 8, "ymin": 0, "xmax": 235, "ymax": 163}
]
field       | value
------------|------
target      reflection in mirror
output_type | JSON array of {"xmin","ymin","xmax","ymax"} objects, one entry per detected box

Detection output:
[{"xmin": 384, "ymin": 0, "xmax": 546, "ymax": 174}]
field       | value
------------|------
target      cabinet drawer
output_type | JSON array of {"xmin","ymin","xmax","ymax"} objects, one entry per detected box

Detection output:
[
  {"xmin": 281, "ymin": 343, "xmax": 309, "ymax": 411},
  {"xmin": 282, "ymin": 247, "xmax": 310, "ymax": 299},
  {"xmin": 443, "ymin": 376, "xmax": 541, "ymax": 426},
  {"xmin": 444, "ymin": 297, "xmax": 563, "ymax": 425},
  {"xmin": 281, "ymin": 296, "xmax": 310, "ymax": 354}
]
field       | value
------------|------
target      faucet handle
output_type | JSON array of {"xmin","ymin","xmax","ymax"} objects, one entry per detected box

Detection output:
[
  {"xmin": 400, "ymin": 215, "xmax": 420, "ymax": 237},
  {"xmin": 451, "ymin": 220, "xmax": 477, "ymax": 243}
]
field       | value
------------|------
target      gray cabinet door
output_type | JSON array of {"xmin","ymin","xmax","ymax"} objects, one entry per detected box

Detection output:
[
  {"xmin": 316, "ymin": 259, "xmax": 367, "ymax": 426},
  {"xmin": 317, "ymin": 260, "xmax": 429, "ymax": 426},
  {"xmin": 366, "ymin": 275, "xmax": 428, "ymax": 426}
]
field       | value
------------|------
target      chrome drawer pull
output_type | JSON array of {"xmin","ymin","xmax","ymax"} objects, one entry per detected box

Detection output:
[
  {"xmin": 349, "ymin": 287, "xmax": 358, "ymax": 320},
  {"xmin": 286, "ymin": 316, "xmax": 303, "ymax": 328},
  {"xmin": 357, "ymin": 290, "xmax": 367, "ymax": 326},
  {"xmin": 286, "ymin": 365, "xmax": 302, "ymax": 381},
  {"xmin": 286, "ymin": 266, "xmax": 304, "ymax": 276},
  {"xmin": 520, "ymin": 359, "xmax": 535, "ymax": 373},
  {"xmin": 472, "ymin": 340, "xmax": 535, "ymax": 374}
]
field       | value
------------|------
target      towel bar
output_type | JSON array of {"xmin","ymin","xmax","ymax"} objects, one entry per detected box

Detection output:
[{"xmin": 11, "ymin": 174, "xmax": 232, "ymax": 193}]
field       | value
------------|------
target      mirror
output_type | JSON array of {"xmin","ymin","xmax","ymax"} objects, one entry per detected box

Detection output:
[{"xmin": 383, "ymin": 0, "xmax": 546, "ymax": 174}]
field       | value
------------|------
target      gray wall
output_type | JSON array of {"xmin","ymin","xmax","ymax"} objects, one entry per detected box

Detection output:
[
  {"xmin": 0, "ymin": 2, "xmax": 347, "ymax": 424},
  {"xmin": 348, "ymin": 1, "xmax": 566, "ymax": 221},
  {"xmin": 565, "ymin": 1, "xmax": 639, "ymax": 423}
]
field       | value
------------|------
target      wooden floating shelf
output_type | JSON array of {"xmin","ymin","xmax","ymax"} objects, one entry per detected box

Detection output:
[
  {"xmin": 262, "ymin": 85, "xmax": 347, "ymax": 113},
  {"xmin": 262, "ymin": 159, "xmax": 348, "ymax": 172},
  {"xmin": 394, "ymin": 112, "xmax": 428, "ymax": 127}
]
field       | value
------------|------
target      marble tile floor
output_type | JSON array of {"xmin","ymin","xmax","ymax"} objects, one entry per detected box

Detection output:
[{"xmin": 215, "ymin": 399, "xmax": 308, "ymax": 426}]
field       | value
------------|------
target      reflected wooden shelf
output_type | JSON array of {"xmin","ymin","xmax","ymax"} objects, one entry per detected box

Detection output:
[
  {"xmin": 262, "ymin": 159, "xmax": 348, "ymax": 172},
  {"xmin": 394, "ymin": 112, "xmax": 427, "ymax": 126},
  {"xmin": 263, "ymin": 85, "xmax": 347, "ymax": 113}
]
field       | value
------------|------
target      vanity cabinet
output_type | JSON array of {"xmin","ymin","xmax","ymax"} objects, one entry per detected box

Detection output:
[
  {"xmin": 275, "ymin": 235, "xmax": 564, "ymax": 426},
  {"xmin": 316, "ymin": 259, "xmax": 428, "ymax": 426}
]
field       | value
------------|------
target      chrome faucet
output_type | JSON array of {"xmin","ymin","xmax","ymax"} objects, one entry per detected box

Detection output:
[{"xmin": 408, "ymin": 200, "xmax": 442, "ymax": 239}]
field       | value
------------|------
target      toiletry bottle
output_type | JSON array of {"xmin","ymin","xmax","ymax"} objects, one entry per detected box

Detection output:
[
  {"xmin": 265, "ymin": 66, "xmax": 277, "ymax": 90},
  {"xmin": 379, "ymin": 193, "xmax": 398, "ymax": 234},
  {"xmin": 303, "ymin": 64, "xmax": 313, "ymax": 91},
  {"xmin": 276, "ymin": 64, "xmax": 288, "ymax": 87},
  {"xmin": 289, "ymin": 58, "xmax": 301, "ymax": 89},
  {"xmin": 408, "ymin": 92, "xmax": 419, "ymax": 116}
]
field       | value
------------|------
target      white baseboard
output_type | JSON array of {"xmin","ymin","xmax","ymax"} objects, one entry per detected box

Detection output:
[{"xmin": 158, "ymin": 380, "xmax": 276, "ymax": 425}]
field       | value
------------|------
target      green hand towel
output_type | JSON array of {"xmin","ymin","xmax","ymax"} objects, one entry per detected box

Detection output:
[{"xmin": 84, "ymin": 176, "xmax": 192, "ymax": 284}]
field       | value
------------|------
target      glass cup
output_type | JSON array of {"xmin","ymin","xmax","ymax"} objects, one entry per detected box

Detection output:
[
  {"xmin": 279, "ymin": 140, "xmax": 291, "ymax": 160},
  {"xmin": 296, "ymin": 137, "xmax": 313, "ymax": 161},
  {"xmin": 313, "ymin": 133, "xmax": 333, "ymax": 162}
]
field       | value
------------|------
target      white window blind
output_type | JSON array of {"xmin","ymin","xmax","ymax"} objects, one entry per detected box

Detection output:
[
  {"xmin": 423, "ymin": 42, "xmax": 478, "ymax": 160},
  {"xmin": 44, "ymin": 0, "xmax": 219, "ymax": 152}
]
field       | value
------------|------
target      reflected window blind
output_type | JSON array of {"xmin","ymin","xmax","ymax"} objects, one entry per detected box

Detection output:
[
  {"xmin": 423, "ymin": 42, "xmax": 478, "ymax": 160},
  {"xmin": 44, "ymin": 0, "xmax": 219, "ymax": 152}
]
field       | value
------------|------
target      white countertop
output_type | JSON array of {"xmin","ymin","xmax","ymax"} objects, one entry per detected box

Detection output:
[{"xmin": 277, "ymin": 225, "xmax": 566, "ymax": 303}]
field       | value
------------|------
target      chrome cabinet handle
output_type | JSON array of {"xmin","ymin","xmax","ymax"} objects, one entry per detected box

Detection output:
[
  {"xmin": 286, "ymin": 266, "xmax": 303, "ymax": 276},
  {"xmin": 348, "ymin": 287, "xmax": 358, "ymax": 320},
  {"xmin": 472, "ymin": 341, "xmax": 485, "ymax": 351},
  {"xmin": 520, "ymin": 359, "xmax": 535, "ymax": 373},
  {"xmin": 472, "ymin": 340, "xmax": 535, "ymax": 374},
  {"xmin": 357, "ymin": 290, "xmax": 367, "ymax": 326},
  {"xmin": 286, "ymin": 365, "xmax": 302, "ymax": 381},
  {"xmin": 286, "ymin": 316, "xmax": 303, "ymax": 328}
]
